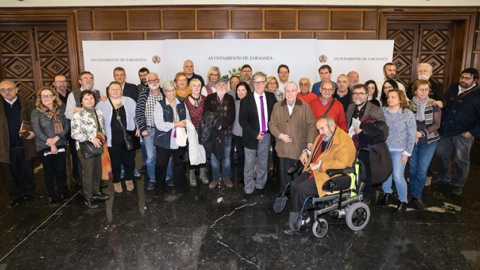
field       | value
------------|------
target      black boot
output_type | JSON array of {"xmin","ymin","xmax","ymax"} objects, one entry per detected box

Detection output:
[
  {"xmin": 283, "ymin": 212, "xmax": 301, "ymax": 235},
  {"xmin": 381, "ymin": 193, "xmax": 391, "ymax": 206},
  {"xmin": 413, "ymin": 197, "xmax": 426, "ymax": 210},
  {"xmin": 397, "ymin": 202, "xmax": 407, "ymax": 213}
]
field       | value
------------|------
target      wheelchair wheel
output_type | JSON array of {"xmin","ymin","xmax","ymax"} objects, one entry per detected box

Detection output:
[
  {"xmin": 345, "ymin": 202, "xmax": 370, "ymax": 231},
  {"xmin": 312, "ymin": 218, "xmax": 328, "ymax": 238}
]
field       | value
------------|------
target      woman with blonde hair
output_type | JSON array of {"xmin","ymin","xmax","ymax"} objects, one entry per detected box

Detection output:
[
  {"xmin": 265, "ymin": 76, "xmax": 284, "ymax": 101},
  {"xmin": 175, "ymin": 72, "xmax": 191, "ymax": 101},
  {"xmin": 31, "ymin": 87, "xmax": 69, "ymax": 204},
  {"xmin": 201, "ymin": 66, "xmax": 221, "ymax": 97}
]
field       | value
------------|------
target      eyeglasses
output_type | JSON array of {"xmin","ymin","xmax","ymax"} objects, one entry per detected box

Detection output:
[
  {"xmin": 147, "ymin": 79, "xmax": 159, "ymax": 84},
  {"xmin": 0, "ymin": 88, "xmax": 16, "ymax": 93},
  {"xmin": 321, "ymin": 88, "xmax": 334, "ymax": 92},
  {"xmin": 81, "ymin": 77, "xmax": 94, "ymax": 82},
  {"xmin": 417, "ymin": 88, "xmax": 430, "ymax": 92},
  {"xmin": 352, "ymin": 92, "xmax": 366, "ymax": 96},
  {"xmin": 253, "ymin": 81, "xmax": 266, "ymax": 85},
  {"xmin": 55, "ymin": 80, "xmax": 67, "ymax": 84},
  {"xmin": 41, "ymin": 94, "xmax": 54, "ymax": 99}
]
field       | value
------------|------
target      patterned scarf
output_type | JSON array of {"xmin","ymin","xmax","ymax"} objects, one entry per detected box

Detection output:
[{"xmin": 38, "ymin": 104, "xmax": 63, "ymax": 134}]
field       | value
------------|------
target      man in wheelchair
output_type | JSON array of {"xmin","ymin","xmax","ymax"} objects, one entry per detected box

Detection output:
[{"xmin": 285, "ymin": 115, "xmax": 356, "ymax": 235}]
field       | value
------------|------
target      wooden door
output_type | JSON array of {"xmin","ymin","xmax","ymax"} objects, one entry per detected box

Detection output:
[
  {"xmin": 387, "ymin": 22, "xmax": 454, "ymax": 88},
  {"xmin": 0, "ymin": 23, "xmax": 74, "ymax": 101}
]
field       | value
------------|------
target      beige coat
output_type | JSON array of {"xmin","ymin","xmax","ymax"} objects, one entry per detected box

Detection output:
[{"xmin": 269, "ymin": 98, "xmax": 317, "ymax": 160}]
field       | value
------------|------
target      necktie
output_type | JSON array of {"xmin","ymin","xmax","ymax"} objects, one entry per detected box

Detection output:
[{"xmin": 259, "ymin": 95, "xmax": 266, "ymax": 133}]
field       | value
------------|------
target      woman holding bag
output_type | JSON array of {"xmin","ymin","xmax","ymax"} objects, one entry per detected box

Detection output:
[
  {"xmin": 71, "ymin": 90, "xmax": 110, "ymax": 208},
  {"xmin": 97, "ymin": 81, "xmax": 138, "ymax": 194}
]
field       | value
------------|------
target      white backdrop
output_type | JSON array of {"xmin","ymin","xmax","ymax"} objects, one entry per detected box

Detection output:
[{"xmin": 83, "ymin": 39, "xmax": 393, "ymax": 95}]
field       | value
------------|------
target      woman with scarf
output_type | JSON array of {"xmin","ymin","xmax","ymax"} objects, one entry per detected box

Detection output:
[
  {"xmin": 407, "ymin": 80, "xmax": 441, "ymax": 210},
  {"xmin": 71, "ymin": 90, "xmax": 110, "ymax": 208},
  {"xmin": 31, "ymin": 87, "xmax": 70, "ymax": 205},
  {"xmin": 201, "ymin": 66, "xmax": 221, "ymax": 97},
  {"xmin": 175, "ymin": 72, "xmax": 191, "ymax": 102}
]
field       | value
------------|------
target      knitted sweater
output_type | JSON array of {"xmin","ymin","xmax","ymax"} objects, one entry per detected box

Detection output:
[{"xmin": 382, "ymin": 107, "xmax": 416, "ymax": 156}]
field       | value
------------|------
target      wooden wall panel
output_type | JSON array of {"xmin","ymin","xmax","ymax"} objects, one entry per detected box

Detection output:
[
  {"xmin": 79, "ymin": 32, "xmax": 110, "ymax": 40},
  {"xmin": 282, "ymin": 32, "xmax": 313, "ymax": 39},
  {"xmin": 315, "ymin": 32, "xmax": 345, "ymax": 39},
  {"xmin": 298, "ymin": 11, "xmax": 329, "ymax": 30},
  {"xmin": 364, "ymin": 11, "xmax": 378, "ymax": 30},
  {"xmin": 347, "ymin": 32, "xmax": 377, "ymax": 39},
  {"xmin": 112, "ymin": 32, "xmax": 144, "ymax": 40},
  {"xmin": 231, "ymin": 10, "xmax": 262, "ymax": 30},
  {"xmin": 198, "ymin": 10, "xmax": 229, "ymax": 30},
  {"xmin": 163, "ymin": 10, "xmax": 195, "ymax": 30},
  {"xmin": 215, "ymin": 32, "xmax": 246, "ymax": 39},
  {"xmin": 128, "ymin": 10, "xmax": 161, "ymax": 30},
  {"xmin": 248, "ymin": 32, "xmax": 279, "ymax": 39},
  {"xmin": 265, "ymin": 10, "xmax": 296, "ymax": 30},
  {"xmin": 93, "ymin": 10, "xmax": 127, "ymax": 30},
  {"xmin": 331, "ymin": 11, "xmax": 362, "ymax": 30},
  {"xmin": 180, "ymin": 32, "xmax": 212, "ymax": 39},
  {"xmin": 147, "ymin": 32, "xmax": 178, "ymax": 40},
  {"xmin": 77, "ymin": 10, "xmax": 93, "ymax": 31}
]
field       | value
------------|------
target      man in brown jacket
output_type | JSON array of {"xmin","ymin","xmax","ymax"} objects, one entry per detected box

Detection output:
[
  {"xmin": 269, "ymin": 81, "xmax": 317, "ymax": 189},
  {"xmin": 0, "ymin": 80, "xmax": 36, "ymax": 207}
]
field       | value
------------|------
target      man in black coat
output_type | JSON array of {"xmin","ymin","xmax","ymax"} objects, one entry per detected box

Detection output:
[
  {"xmin": 239, "ymin": 71, "xmax": 277, "ymax": 200},
  {"xmin": 110, "ymin": 67, "xmax": 138, "ymax": 102},
  {"xmin": 436, "ymin": 68, "xmax": 480, "ymax": 196}
]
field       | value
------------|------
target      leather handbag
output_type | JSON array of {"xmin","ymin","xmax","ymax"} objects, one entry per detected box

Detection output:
[{"xmin": 79, "ymin": 140, "xmax": 103, "ymax": 159}]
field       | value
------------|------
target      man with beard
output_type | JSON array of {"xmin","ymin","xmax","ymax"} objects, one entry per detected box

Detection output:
[
  {"xmin": 346, "ymin": 84, "xmax": 385, "ymax": 129},
  {"xmin": 406, "ymin": 63, "xmax": 445, "ymax": 107},
  {"xmin": 436, "ymin": 68, "xmax": 480, "ymax": 196},
  {"xmin": 65, "ymin": 71, "xmax": 104, "ymax": 120},
  {"xmin": 347, "ymin": 71, "xmax": 360, "ymax": 91},
  {"xmin": 284, "ymin": 115, "xmax": 356, "ymax": 235},
  {"xmin": 136, "ymin": 72, "xmax": 165, "ymax": 191},
  {"xmin": 240, "ymin": 64, "xmax": 253, "ymax": 89},
  {"xmin": 136, "ymin": 67, "xmax": 149, "ymax": 95},
  {"xmin": 383, "ymin": 62, "xmax": 406, "ymax": 92}
]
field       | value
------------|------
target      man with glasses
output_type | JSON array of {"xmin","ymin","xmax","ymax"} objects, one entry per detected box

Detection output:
[
  {"xmin": 346, "ymin": 84, "xmax": 385, "ymax": 129},
  {"xmin": 53, "ymin": 75, "xmax": 81, "ymax": 185},
  {"xmin": 296, "ymin": 78, "xmax": 317, "ymax": 104},
  {"xmin": 136, "ymin": 72, "xmax": 165, "ymax": 191},
  {"xmin": 65, "ymin": 71, "xmax": 104, "ymax": 120},
  {"xmin": 436, "ymin": 68, "xmax": 480, "ymax": 196},
  {"xmin": 136, "ymin": 67, "xmax": 150, "ymax": 94},
  {"xmin": 239, "ymin": 71, "xmax": 277, "ymax": 201},
  {"xmin": 240, "ymin": 64, "xmax": 253, "ymax": 88},
  {"xmin": 0, "ymin": 80, "xmax": 36, "ymax": 207},
  {"xmin": 309, "ymin": 80, "xmax": 347, "ymax": 132}
]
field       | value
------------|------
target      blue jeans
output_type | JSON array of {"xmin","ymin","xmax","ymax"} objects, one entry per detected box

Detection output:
[
  {"xmin": 409, "ymin": 142, "xmax": 437, "ymax": 198},
  {"xmin": 382, "ymin": 150, "xmax": 408, "ymax": 203},
  {"xmin": 210, "ymin": 138, "xmax": 232, "ymax": 179},
  {"xmin": 436, "ymin": 134, "xmax": 475, "ymax": 187},
  {"xmin": 143, "ymin": 127, "xmax": 157, "ymax": 182}
]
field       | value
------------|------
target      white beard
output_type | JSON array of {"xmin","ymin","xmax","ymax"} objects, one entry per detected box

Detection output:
[{"xmin": 418, "ymin": 75, "xmax": 430, "ymax": 80}]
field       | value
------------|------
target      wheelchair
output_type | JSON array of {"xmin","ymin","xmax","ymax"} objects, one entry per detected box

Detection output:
[{"xmin": 273, "ymin": 149, "xmax": 370, "ymax": 238}]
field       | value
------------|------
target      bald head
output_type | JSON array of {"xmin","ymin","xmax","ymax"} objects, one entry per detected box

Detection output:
[
  {"xmin": 183, "ymin": 60, "xmax": 194, "ymax": 77},
  {"xmin": 337, "ymin": 74, "xmax": 349, "ymax": 93},
  {"xmin": 347, "ymin": 71, "xmax": 359, "ymax": 88},
  {"xmin": 0, "ymin": 80, "xmax": 18, "ymax": 102}
]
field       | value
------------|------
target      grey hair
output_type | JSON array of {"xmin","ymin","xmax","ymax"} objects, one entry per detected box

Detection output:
[
  {"xmin": 418, "ymin": 63, "xmax": 433, "ymax": 72},
  {"xmin": 252, "ymin": 71, "xmax": 267, "ymax": 82},
  {"xmin": 318, "ymin": 115, "xmax": 337, "ymax": 129},
  {"xmin": 162, "ymin": 80, "xmax": 176, "ymax": 91},
  {"xmin": 284, "ymin": 81, "xmax": 298, "ymax": 92}
]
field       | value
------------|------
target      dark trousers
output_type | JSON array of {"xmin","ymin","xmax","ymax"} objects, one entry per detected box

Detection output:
[
  {"xmin": 1, "ymin": 147, "xmax": 35, "ymax": 199},
  {"xmin": 109, "ymin": 144, "xmax": 136, "ymax": 183},
  {"xmin": 78, "ymin": 152, "xmax": 101, "ymax": 200},
  {"xmin": 38, "ymin": 149, "xmax": 67, "ymax": 198},
  {"xmin": 155, "ymin": 147, "xmax": 185, "ymax": 193},
  {"xmin": 69, "ymin": 137, "xmax": 82, "ymax": 183},
  {"xmin": 232, "ymin": 135, "xmax": 245, "ymax": 171},
  {"xmin": 271, "ymin": 139, "xmax": 279, "ymax": 170},
  {"xmin": 279, "ymin": 157, "xmax": 296, "ymax": 189},
  {"xmin": 290, "ymin": 172, "xmax": 317, "ymax": 212}
]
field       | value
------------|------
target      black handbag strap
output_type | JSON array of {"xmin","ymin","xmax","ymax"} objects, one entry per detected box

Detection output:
[
  {"xmin": 323, "ymin": 98, "xmax": 336, "ymax": 116},
  {"xmin": 108, "ymin": 98, "xmax": 129, "ymax": 137},
  {"xmin": 93, "ymin": 109, "xmax": 101, "ymax": 133}
]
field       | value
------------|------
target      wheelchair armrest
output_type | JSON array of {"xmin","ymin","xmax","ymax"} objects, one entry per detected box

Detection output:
[{"xmin": 326, "ymin": 167, "xmax": 355, "ymax": 177}]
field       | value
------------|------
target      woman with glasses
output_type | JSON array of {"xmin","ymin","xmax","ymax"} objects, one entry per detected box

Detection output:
[
  {"xmin": 380, "ymin": 79, "xmax": 399, "ymax": 107},
  {"xmin": 31, "ymin": 87, "xmax": 69, "ymax": 205},
  {"xmin": 175, "ymin": 72, "xmax": 191, "ymax": 102},
  {"xmin": 265, "ymin": 76, "xmax": 284, "ymax": 101},
  {"xmin": 407, "ymin": 80, "xmax": 441, "ymax": 210},
  {"xmin": 201, "ymin": 66, "xmax": 221, "ymax": 97}
]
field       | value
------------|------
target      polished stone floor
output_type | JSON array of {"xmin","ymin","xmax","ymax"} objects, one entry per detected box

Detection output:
[{"xmin": 0, "ymin": 142, "xmax": 479, "ymax": 270}]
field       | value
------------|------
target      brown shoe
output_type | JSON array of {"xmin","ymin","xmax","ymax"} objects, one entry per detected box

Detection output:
[
  {"xmin": 223, "ymin": 177, "xmax": 233, "ymax": 188},
  {"xmin": 209, "ymin": 178, "xmax": 219, "ymax": 189},
  {"xmin": 125, "ymin": 180, "xmax": 134, "ymax": 191},
  {"xmin": 114, "ymin": 182, "xmax": 123, "ymax": 194}
]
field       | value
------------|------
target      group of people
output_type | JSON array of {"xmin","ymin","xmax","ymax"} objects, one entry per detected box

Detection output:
[{"xmin": 0, "ymin": 60, "xmax": 478, "ymax": 220}]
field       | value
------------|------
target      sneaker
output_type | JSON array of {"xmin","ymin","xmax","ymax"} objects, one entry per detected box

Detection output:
[
  {"xmin": 209, "ymin": 178, "xmax": 219, "ymax": 189},
  {"xmin": 92, "ymin": 192, "xmax": 110, "ymax": 201},
  {"xmin": 165, "ymin": 178, "xmax": 174, "ymax": 187},
  {"xmin": 114, "ymin": 182, "xmax": 123, "ymax": 194},
  {"xmin": 223, "ymin": 177, "xmax": 233, "ymax": 188},
  {"xmin": 125, "ymin": 180, "xmax": 134, "ymax": 191},
  {"xmin": 301, "ymin": 216, "xmax": 311, "ymax": 226},
  {"xmin": 139, "ymin": 165, "xmax": 146, "ymax": 173},
  {"xmin": 147, "ymin": 181, "xmax": 156, "ymax": 191},
  {"xmin": 451, "ymin": 186, "xmax": 462, "ymax": 196},
  {"xmin": 134, "ymin": 169, "xmax": 141, "ymax": 179},
  {"xmin": 85, "ymin": 199, "xmax": 98, "ymax": 209}
]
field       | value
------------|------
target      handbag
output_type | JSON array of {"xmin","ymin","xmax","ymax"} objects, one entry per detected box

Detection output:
[
  {"xmin": 79, "ymin": 140, "xmax": 103, "ymax": 159},
  {"xmin": 79, "ymin": 110, "xmax": 104, "ymax": 159},
  {"xmin": 109, "ymin": 98, "xmax": 140, "ymax": 151}
]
